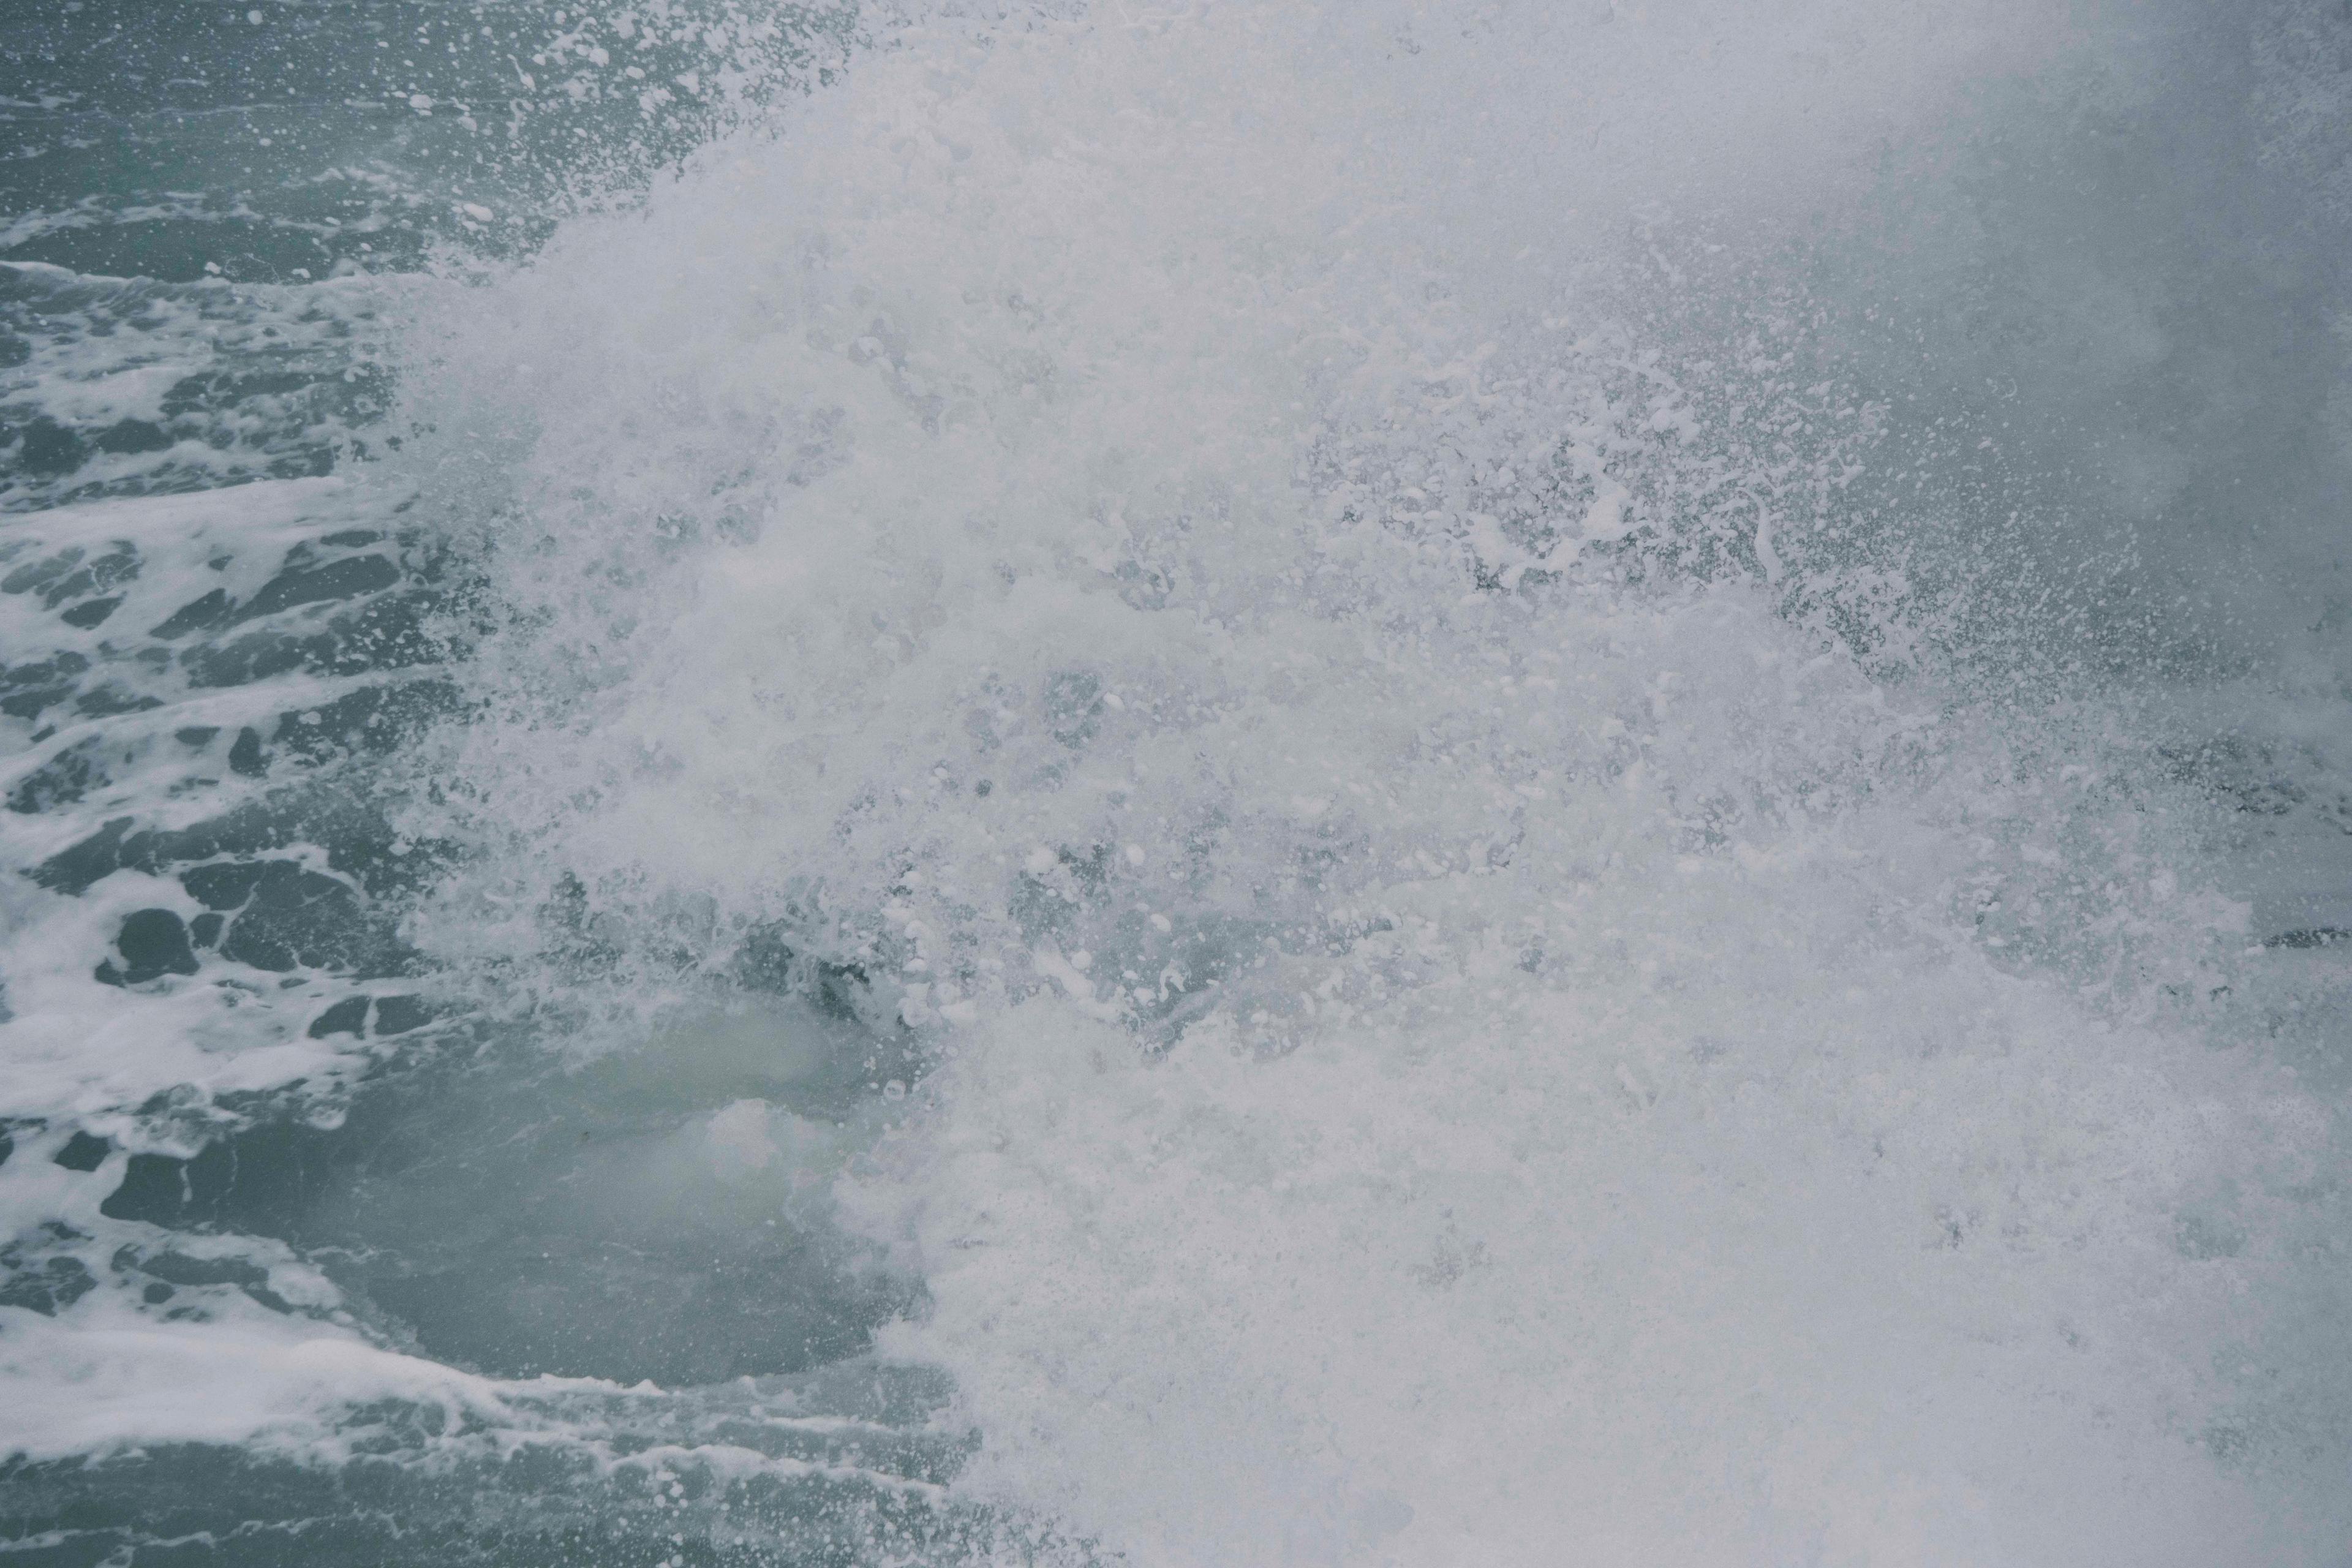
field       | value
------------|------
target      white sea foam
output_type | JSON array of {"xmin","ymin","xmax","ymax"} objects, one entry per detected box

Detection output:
[
  {"xmin": 0, "ymin": 0, "xmax": 2343, "ymax": 1559},
  {"xmin": 0, "ymin": 265, "xmax": 407, "ymax": 508},
  {"xmin": 0, "ymin": 1289, "xmax": 944, "ymax": 1504},
  {"xmin": 382, "ymin": 2, "xmax": 2352, "ymax": 1561},
  {"xmin": 0, "ymin": 479, "xmax": 421, "ymax": 1121}
]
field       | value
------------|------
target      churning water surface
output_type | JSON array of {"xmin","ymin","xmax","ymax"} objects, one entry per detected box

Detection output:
[{"xmin": 3, "ymin": 2, "xmax": 2352, "ymax": 1564}]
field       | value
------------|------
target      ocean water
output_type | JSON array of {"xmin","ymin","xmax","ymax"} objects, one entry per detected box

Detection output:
[{"xmin": 3, "ymin": 1, "xmax": 2351, "ymax": 1563}]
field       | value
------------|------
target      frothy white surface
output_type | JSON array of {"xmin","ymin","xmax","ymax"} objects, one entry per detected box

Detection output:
[
  {"xmin": 1, "ymin": 1, "xmax": 2345, "ymax": 1559},
  {"xmin": 389, "ymin": 3, "xmax": 2352, "ymax": 1561}
]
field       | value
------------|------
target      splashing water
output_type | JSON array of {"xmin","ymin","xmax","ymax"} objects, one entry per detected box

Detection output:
[{"xmin": 5, "ymin": 2, "xmax": 2352, "ymax": 1564}]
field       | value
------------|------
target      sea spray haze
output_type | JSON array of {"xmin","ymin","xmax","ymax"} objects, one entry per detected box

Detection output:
[{"xmin": 4, "ymin": 0, "xmax": 2351, "ymax": 1564}]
